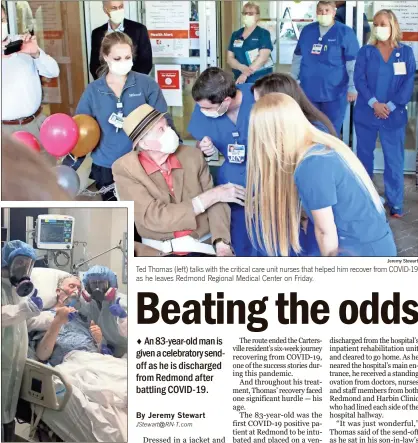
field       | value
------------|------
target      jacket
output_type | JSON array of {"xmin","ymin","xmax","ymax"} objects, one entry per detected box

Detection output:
[
  {"xmin": 112, "ymin": 146, "xmax": 231, "ymax": 257},
  {"xmin": 75, "ymin": 71, "xmax": 172, "ymax": 168},
  {"xmin": 90, "ymin": 19, "xmax": 152, "ymax": 79}
]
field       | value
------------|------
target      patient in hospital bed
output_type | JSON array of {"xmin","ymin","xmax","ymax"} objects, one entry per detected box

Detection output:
[{"xmin": 30, "ymin": 275, "xmax": 106, "ymax": 366}]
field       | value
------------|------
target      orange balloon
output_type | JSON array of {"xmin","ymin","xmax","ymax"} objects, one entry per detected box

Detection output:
[{"xmin": 71, "ymin": 114, "xmax": 101, "ymax": 158}]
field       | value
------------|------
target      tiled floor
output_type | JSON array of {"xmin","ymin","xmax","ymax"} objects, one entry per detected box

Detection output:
[
  {"xmin": 78, "ymin": 175, "xmax": 418, "ymax": 257},
  {"xmin": 374, "ymin": 175, "xmax": 418, "ymax": 257}
]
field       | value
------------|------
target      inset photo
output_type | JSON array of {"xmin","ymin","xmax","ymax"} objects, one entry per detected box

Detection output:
[{"xmin": 1, "ymin": 206, "xmax": 128, "ymax": 442}]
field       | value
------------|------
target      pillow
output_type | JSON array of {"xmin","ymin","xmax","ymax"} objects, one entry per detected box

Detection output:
[{"xmin": 31, "ymin": 267, "xmax": 71, "ymax": 310}]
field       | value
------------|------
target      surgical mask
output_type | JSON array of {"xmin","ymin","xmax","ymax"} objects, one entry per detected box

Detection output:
[
  {"xmin": 156, "ymin": 128, "xmax": 180, "ymax": 154},
  {"xmin": 374, "ymin": 26, "xmax": 391, "ymax": 42},
  {"xmin": 109, "ymin": 9, "xmax": 124, "ymax": 25},
  {"xmin": 243, "ymin": 15, "xmax": 256, "ymax": 28},
  {"xmin": 2, "ymin": 23, "xmax": 8, "ymax": 41},
  {"xmin": 317, "ymin": 14, "xmax": 334, "ymax": 27},
  {"xmin": 108, "ymin": 59, "xmax": 133, "ymax": 76},
  {"xmin": 201, "ymin": 100, "xmax": 230, "ymax": 119}
]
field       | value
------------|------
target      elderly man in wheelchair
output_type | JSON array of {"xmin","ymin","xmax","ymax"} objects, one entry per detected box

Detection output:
[{"xmin": 1, "ymin": 241, "xmax": 127, "ymax": 442}]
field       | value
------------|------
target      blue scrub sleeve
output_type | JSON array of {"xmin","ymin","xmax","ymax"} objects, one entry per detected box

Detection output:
[
  {"xmin": 75, "ymin": 88, "xmax": 94, "ymax": 117},
  {"xmin": 295, "ymin": 154, "xmax": 338, "ymax": 211},
  {"xmin": 354, "ymin": 47, "xmax": 375, "ymax": 103},
  {"xmin": 293, "ymin": 28, "xmax": 303, "ymax": 56},
  {"xmin": 389, "ymin": 48, "xmax": 417, "ymax": 107},
  {"xmin": 187, "ymin": 104, "xmax": 208, "ymax": 142},
  {"xmin": 228, "ymin": 31, "xmax": 237, "ymax": 52},
  {"xmin": 291, "ymin": 54, "xmax": 302, "ymax": 80},
  {"xmin": 368, "ymin": 97, "xmax": 378, "ymax": 108},
  {"xmin": 342, "ymin": 28, "xmax": 360, "ymax": 61},
  {"xmin": 387, "ymin": 101, "xmax": 396, "ymax": 112},
  {"xmin": 260, "ymin": 29, "xmax": 273, "ymax": 51},
  {"xmin": 346, "ymin": 60, "xmax": 357, "ymax": 93}
]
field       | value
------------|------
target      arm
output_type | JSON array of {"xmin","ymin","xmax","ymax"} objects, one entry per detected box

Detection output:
[
  {"xmin": 75, "ymin": 88, "xmax": 94, "ymax": 117},
  {"xmin": 89, "ymin": 30, "xmax": 101, "ymax": 80},
  {"xmin": 354, "ymin": 47, "xmax": 375, "ymax": 105},
  {"xmin": 27, "ymin": 311, "xmax": 55, "ymax": 333},
  {"xmin": 196, "ymin": 152, "xmax": 232, "ymax": 246},
  {"xmin": 346, "ymin": 60, "xmax": 357, "ymax": 94},
  {"xmin": 343, "ymin": 30, "xmax": 360, "ymax": 96},
  {"xmin": 249, "ymin": 48, "xmax": 272, "ymax": 71},
  {"xmin": 1, "ymin": 299, "xmax": 40, "ymax": 327},
  {"xmin": 227, "ymin": 50, "xmax": 249, "ymax": 72},
  {"xmin": 34, "ymin": 50, "xmax": 60, "ymax": 78},
  {"xmin": 389, "ymin": 49, "xmax": 417, "ymax": 107},
  {"xmin": 290, "ymin": 54, "xmax": 302, "ymax": 81},
  {"xmin": 35, "ymin": 316, "xmax": 62, "ymax": 361},
  {"xmin": 311, "ymin": 207, "xmax": 339, "ymax": 256},
  {"xmin": 134, "ymin": 25, "xmax": 153, "ymax": 75}
]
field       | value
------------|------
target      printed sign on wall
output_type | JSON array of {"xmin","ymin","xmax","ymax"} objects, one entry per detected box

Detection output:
[{"xmin": 155, "ymin": 65, "xmax": 183, "ymax": 107}]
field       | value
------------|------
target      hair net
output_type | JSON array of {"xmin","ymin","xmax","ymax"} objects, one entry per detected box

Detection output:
[
  {"xmin": 1, "ymin": 240, "xmax": 37, "ymax": 268},
  {"xmin": 82, "ymin": 265, "xmax": 118, "ymax": 288}
]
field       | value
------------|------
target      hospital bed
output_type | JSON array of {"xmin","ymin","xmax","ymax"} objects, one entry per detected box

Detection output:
[{"xmin": 15, "ymin": 267, "xmax": 128, "ymax": 442}]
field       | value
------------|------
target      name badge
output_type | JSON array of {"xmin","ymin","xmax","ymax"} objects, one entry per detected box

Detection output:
[
  {"xmin": 109, "ymin": 112, "xmax": 124, "ymax": 129},
  {"xmin": 116, "ymin": 102, "xmax": 123, "ymax": 109},
  {"xmin": 311, "ymin": 44, "xmax": 323, "ymax": 55},
  {"xmin": 233, "ymin": 40, "xmax": 244, "ymax": 48},
  {"xmin": 393, "ymin": 62, "xmax": 406, "ymax": 76},
  {"xmin": 227, "ymin": 143, "xmax": 246, "ymax": 164}
]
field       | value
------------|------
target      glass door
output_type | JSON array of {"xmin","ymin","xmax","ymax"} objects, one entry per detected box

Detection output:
[{"xmin": 134, "ymin": 1, "xmax": 219, "ymax": 143}]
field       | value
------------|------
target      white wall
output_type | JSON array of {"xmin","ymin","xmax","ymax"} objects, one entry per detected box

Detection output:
[{"xmin": 49, "ymin": 208, "xmax": 128, "ymax": 294}]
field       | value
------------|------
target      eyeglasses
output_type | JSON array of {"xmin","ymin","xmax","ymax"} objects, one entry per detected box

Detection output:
[{"xmin": 110, "ymin": 5, "xmax": 124, "ymax": 11}]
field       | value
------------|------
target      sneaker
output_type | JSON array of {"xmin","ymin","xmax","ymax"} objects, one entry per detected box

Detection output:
[{"xmin": 390, "ymin": 207, "xmax": 403, "ymax": 218}]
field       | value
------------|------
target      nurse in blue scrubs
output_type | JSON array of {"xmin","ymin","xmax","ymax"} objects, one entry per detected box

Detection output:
[
  {"xmin": 251, "ymin": 72, "xmax": 337, "ymax": 257},
  {"xmin": 246, "ymin": 93, "xmax": 396, "ymax": 257},
  {"xmin": 354, "ymin": 9, "xmax": 416, "ymax": 218},
  {"xmin": 291, "ymin": 1, "xmax": 360, "ymax": 134},
  {"xmin": 188, "ymin": 67, "xmax": 256, "ymax": 257},
  {"xmin": 227, "ymin": 2, "xmax": 273, "ymax": 85}
]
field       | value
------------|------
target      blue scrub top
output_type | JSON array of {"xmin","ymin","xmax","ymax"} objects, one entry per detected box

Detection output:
[
  {"xmin": 294, "ymin": 21, "xmax": 359, "ymax": 102},
  {"xmin": 354, "ymin": 44, "xmax": 416, "ymax": 129},
  {"xmin": 294, "ymin": 145, "xmax": 392, "ymax": 254},
  {"xmin": 228, "ymin": 26, "xmax": 273, "ymax": 83},
  {"xmin": 187, "ymin": 83, "xmax": 255, "ymax": 187}
]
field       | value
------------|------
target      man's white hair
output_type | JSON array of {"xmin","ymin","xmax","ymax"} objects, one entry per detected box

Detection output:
[{"xmin": 57, "ymin": 274, "xmax": 80, "ymax": 289}]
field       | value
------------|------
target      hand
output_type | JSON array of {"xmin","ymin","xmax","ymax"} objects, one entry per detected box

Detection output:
[
  {"xmin": 236, "ymin": 74, "xmax": 248, "ymax": 85},
  {"xmin": 20, "ymin": 34, "xmax": 40, "ymax": 58},
  {"xmin": 216, "ymin": 242, "xmax": 235, "ymax": 257},
  {"xmin": 109, "ymin": 298, "xmax": 127, "ymax": 318},
  {"xmin": 30, "ymin": 289, "xmax": 43, "ymax": 310},
  {"xmin": 100, "ymin": 344, "xmax": 113, "ymax": 356},
  {"xmin": 373, "ymin": 102, "xmax": 390, "ymax": 119},
  {"xmin": 347, "ymin": 92, "xmax": 357, "ymax": 103},
  {"xmin": 216, "ymin": 183, "xmax": 246, "ymax": 206},
  {"xmin": 199, "ymin": 136, "xmax": 216, "ymax": 157},
  {"xmin": 90, "ymin": 320, "xmax": 103, "ymax": 345},
  {"xmin": 55, "ymin": 306, "xmax": 76, "ymax": 325},
  {"xmin": 241, "ymin": 65, "xmax": 253, "ymax": 76}
]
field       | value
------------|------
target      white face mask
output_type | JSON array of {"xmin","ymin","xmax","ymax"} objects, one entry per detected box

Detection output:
[
  {"xmin": 243, "ymin": 15, "xmax": 256, "ymax": 28},
  {"xmin": 157, "ymin": 127, "xmax": 180, "ymax": 154},
  {"xmin": 201, "ymin": 101, "xmax": 230, "ymax": 119},
  {"xmin": 374, "ymin": 26, "xmax": 391, "ymax": 42},
  {"xmin": 317, "ymin": 14, "xmax": 334, "ymax": 27},
  {"xmin": 109, "ymin": 9, "xmax": 124, "ymax": 25},
  {"xmin": 2, "ymin": 23, "xmax": 8, "ymax": 41},
  {"xmin": 108, "ymin": 59, "xmax": 133, "ymax": 76}
]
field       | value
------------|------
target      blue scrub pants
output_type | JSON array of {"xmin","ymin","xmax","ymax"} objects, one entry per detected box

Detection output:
[
  {"xmin": 356, "ymin": 122, "xmax": 405, "ymax": 212},
  {"xmin": 338, "ymin": 231, "xmax": 397, "ymax": 256},
  {"xmin": 312, "ymin": 95, "xmax": 347, "ymax": 135}
]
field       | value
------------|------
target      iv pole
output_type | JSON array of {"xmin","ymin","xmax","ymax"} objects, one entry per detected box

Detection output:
[{"xmin": 72, "ymin": 240, "xmax": 125, "ymax": 273}]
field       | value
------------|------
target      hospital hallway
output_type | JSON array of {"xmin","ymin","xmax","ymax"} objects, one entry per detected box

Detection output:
[{"xmin": 374, "ymin": 175, "xmax": 418, "ymax": 256}]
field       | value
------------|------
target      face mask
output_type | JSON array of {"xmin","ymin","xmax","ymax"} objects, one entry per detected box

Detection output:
[
  {"xmin": 317, "ymin": 14, "xmax": 334, "ymax": 27},
  {"xmin": 243, "ymin": 15, "xmax": 256, "ymax": 28},
  {"xmin": 15, "ymin": 278, "xmax": 35, "ymax": 297},
  {"xmin": 108, "ymin": 59, "xmax": 133, "ymax": 76},
  {"xmin": 2, "ymin": 23, "xmax": 8, "ymax": 41},
  {"xmin": 9, "ymin": 256, "xmax": 35, "ymax": 294},
  {"xmin": 374, "ymin": 26, "xmax": 391, "ymax": 42},
  {"xmin": 157, "ymin": 127, "xmax": 180, "ymax": 154},
  {"xmin": 201, "ymin": 101, "xmax": 230, "ymax": 119},
  {"xmin": 109, "ymin": 9, "xmax": 124, "ymax": 25}
]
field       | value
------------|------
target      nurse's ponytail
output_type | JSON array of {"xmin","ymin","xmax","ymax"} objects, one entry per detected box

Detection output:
[{"xmin": 97, "ymin": 32, "xmax": 135, "ymax": 78}]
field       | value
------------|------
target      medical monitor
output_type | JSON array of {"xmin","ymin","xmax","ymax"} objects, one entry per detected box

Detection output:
[{"xmin": 36, "ymin": 215, "xmax": 75, "ymax": 250}]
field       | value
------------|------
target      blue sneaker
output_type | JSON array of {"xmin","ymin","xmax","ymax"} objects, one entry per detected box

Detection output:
[{"xmin": 390, "ymin": 207, "xmax": 403, "ymax": 218}]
